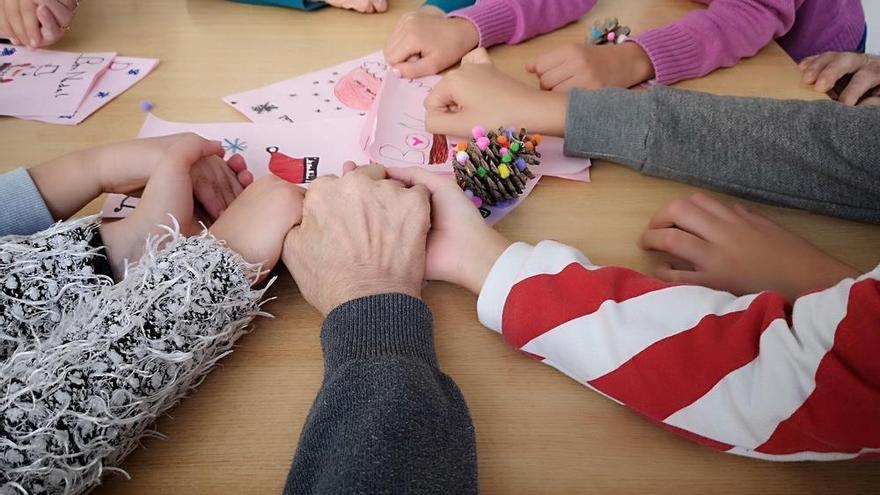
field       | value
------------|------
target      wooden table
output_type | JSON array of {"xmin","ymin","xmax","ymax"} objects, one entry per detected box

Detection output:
[{"xmin": 2, "ymin": 0, "xmax": 879, "ymax": 493}]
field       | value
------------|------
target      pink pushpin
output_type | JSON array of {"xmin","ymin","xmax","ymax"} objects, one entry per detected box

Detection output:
[
  {"xmin": 471, "ymin": 196, "xmax": 483, "ymax": 208},
  {"xmin": 499, "ymin": 147, "xmax": 509, "ymax": 156},
  {"xmin": 607, "ymin": 32, "xmax": 616, "ymax": 42},
  {"xmin": 472, "ymin": 126, "xmax": 486, "ymax": 139},
  {"xmin": 476, "ymin": 136, "xmax": 490, "ymax": 151}
]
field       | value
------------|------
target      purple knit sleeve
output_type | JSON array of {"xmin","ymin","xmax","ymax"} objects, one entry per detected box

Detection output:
[
  {"xmin": 449, "ymin": 0, "xmax": 598, "ymax": 48},
  {"xmin": 630, "ymin": 0, "xmax": 804, "ymax": 85}
]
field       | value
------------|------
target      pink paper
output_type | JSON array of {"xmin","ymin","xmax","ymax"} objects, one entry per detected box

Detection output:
[
  {"xmin": 24, "ymin": 56, "xmax": 158, "ymax": 125},
  {"xmin": 0, "ymin": 44, "xmax": 114, "ymax": 116}
]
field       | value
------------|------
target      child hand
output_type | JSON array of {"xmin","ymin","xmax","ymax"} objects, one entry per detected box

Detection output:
[
  {"xmin": 209, "ymin": 176, "xmax": 304, "ymax": 278},
  {"xmin": 384, "ymin": 166, "xmax": 511, "ymax": 295},
  {"xmin": 99, "ymin": 135, "xmax": 249, "ymax": 280},
  {"xmin": 0, "ymin": 0, "xmax": 76, "ymax": 47},
  {"xmin": 525, "ymin": 42, "xmax": 654, "ymax": 91},
  {"xmin": 425, "ymin": 48, "xmax": 567, "ymax": 137},
  {"xmin": 800, "ymin": 52, "xmax": 880, "ymax": 106},
  {"xmin": 639, "ymin": 193, "xmax": 859, "ymax": 301},
  {"xmin": 384, "ymin": 6, "xmax": 479, "ymax": 79},
  {"xmin": 324, "ymin": 0, "xmax": 387, "ymax": 13}
]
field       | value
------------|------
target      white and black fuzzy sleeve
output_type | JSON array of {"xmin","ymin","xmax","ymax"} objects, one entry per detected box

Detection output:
[
  {"xmin": 0, "ymin": 217, "xmax": 114, "ymax": 362},
  {"xmin": 0, "ymin": 227, "xmax": 270, "ymax": 495}
]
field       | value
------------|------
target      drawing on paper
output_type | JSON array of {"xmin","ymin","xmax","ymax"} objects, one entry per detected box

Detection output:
[{"xmin": 267, "ymin": 146, "xmax": 319, "ymax": 184}]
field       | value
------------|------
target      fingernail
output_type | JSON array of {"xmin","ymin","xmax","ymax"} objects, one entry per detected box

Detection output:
[{"xmin": 392, "ymin": 68, "xmax": 402, "ymax": 78}]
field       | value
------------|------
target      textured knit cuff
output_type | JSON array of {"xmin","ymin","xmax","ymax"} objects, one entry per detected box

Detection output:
[
  {"xmin": 322, "ymin": 293, "xmax": 438, "ymax": 372},
  {"xmin": 630, "ymin": 23, "xmax": 704, "ymax": 85},
  {"xmin": 564, "ymin": 88, "xmax": 653, "ymax": 172},
  {"xmin": 450, "ymin": 0, "xmax": 518, "ymax": 47},
  {"xmin": 0, "ymin": 167, "xmax": 56, "ymax": 236}
]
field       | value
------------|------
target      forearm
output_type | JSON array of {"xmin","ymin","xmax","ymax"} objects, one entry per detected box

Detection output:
[
  {"xmin": 450, "ymin": 0, "xmax": 597, "ymax": 47},
  {"xmin": 630, "ymin": 0, "xmax": 801, "ymax": 84},
  {"xmin": 564, "ymin": 87, "xmax": 880, "ymax": 224},
  {"xmin": 28, "ymin": 147, "xmax": 104, "ymax": 221},
  {"xmin": 0, "ymin": 231, "xmax": 266, "ymax": 493},
  {"xmin": 285, "ymin": 294, "xmax": 477, "ymax": 494},
  {"xmin": 478, "ymin": 241, "xmax": 880, "ymax": 461}
]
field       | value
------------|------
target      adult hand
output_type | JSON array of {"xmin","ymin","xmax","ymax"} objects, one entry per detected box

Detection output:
[
  {"xmin": 525, "ymin": 42, "xmax": 654, "ymax": 91},
  {"xmin": 99, "ymin": 135, "xmax": 248, "ymax": 280},
  {"xmin": 325, "ymin": 0, "xmax": 387, "ymax": 13},
  {"xmin": 282, "ymin": 164, "xmax": 431, "ymax": 316},
  {"xmin": 209, "ymin": 176, "xmax": 305, "ymax": 278},
  {"xmin": 425, "ymin": 48, "xmax": 567, "ymax": 137},
  {"xmin": 639, "ymin": 193, "xmax": 859, "ymax": 301},
  {"xmin": 385, "ymin": 166, "xmax": 511, "ymax": 295},
  {"xmin": 384, "ymin": 6, "xmax": 479, "ymax": 78},
  {"xmin": 800, "ymin": 51, "xmax": 880, "ymax": 106}
]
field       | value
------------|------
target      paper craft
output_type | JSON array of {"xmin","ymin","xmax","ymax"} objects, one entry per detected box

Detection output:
[
  {"xmin": 225, "ymin": 51, "xmax": 402, "ymax": 125},
  {"xmin": 23, "ymin": 56, "xmax": 158, "ymax": 125},
  {"xmin": 0, "ymin": 44, "xmax": 115, "ymax": 116},
  {"xmin": 102, "ymin": 113, "xmax": 370, "ymax": 218}
]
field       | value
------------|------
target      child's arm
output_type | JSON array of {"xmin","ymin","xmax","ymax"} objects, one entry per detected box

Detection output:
[
  {"xmin": 477, "ymin": 240, "xmax": 879, "ymax": 461},
  {"xmin": 630, "ymin": 0, "xmax": 802, "ymax": 85},
  {"xmin": 424, "ymin": 59, "xmax": 880, "ymax": 224},
  {"xmin": 386, "ymin": 0, "xmax": 596, "ymax": 78}
]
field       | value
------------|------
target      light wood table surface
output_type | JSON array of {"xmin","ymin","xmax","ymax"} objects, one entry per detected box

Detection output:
[{"xmin": 2, "ymin": 0, "xmax": 878, "ymax": 493}]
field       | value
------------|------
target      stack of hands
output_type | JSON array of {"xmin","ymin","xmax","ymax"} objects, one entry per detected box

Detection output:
[{"xmin": 88, "ymin": 132, "xmax": 855, "ymax": 314}]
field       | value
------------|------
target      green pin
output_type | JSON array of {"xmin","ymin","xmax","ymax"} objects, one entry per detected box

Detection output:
[
  {"xmin": 477, "ymin": 167, "xmax": 488, "ymax": 177},
  {"xmin": 510, "ymin": 142, "xmax": 521, "ymax": 153}
]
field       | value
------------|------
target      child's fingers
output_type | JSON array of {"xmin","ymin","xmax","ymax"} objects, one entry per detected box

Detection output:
[
  {"xmin": 36, "ymin": 5, "xmax": 63, "ymax": 44},
  {"xmin": 425, "ymin": 108, "xmax": 469, "ymax": 137},
  {"xmin": 648, "ymin": 196, "xmax": 719, "ymax": 240},
  {"xmin": 424, "ymin": 76, "xmax": 458, "ymax": 111},
  {"xmin": 654, "ymin": 262, "xmax": 708, "ymax": 286},
  {"xmin": 537, "ymin": 64, "xmax": 575, "ymax": 91},
  {"xmin": 386, "ymin": 166, "xmax": 451, "ymax": 192},
  {"xmin": 194, "ymin": 179, "xmax": 226, "ymax": 220},
  {"xmin": 238, "ymin": 170, "xmax": 254, "ymax": 187},
  {"xmin": 838, "ymin": 69, "xmax": 880, "ymax": 106},
  {"xmin": 732, "ymin": 203, "xmax": 777, "ymax": 229},
  {"xmin": 4, "ymin": 1, "xmax": 30, "ymax": 46},
  {"xmin": 384, "ymin": 31, "xmax": 417, "ymax": 66},
  {"xmin": 372, "ymin": 0, "xmax": 388, "ymax": 12},
  {"xmin": 527, "ymin": 49, "xmax": 567, "ymax": 76},
  {"xmin": 814, "ymin": 54, "xmax": 863, "ymax": 92},
  {"xmin": 640, "ymin": 228, "xmax": 711, "ymax": 269},
  {"xmin": 226, "ymin": 153, "xmax": 248, "ymax": 174},
  {"xmin": 687, "ymin": 193, "xmax": 741, "ymax": 223},
  {"xmin": 19, "ymin": 1, "xmax": 42, "ymax": 47},
  {"xmin": 395, "ymin": 56, "xmax": 442, "ymax": 79},
  {"xmin": 857, "ymin": 96, "xmax": 880, "ymax": 107},
  {"xmin": 801, "ymin": 52, "xmax": 835, "ymax": 84},
  {"xmin": 39, "ymin": 0, "xmax": 74, "ymax": 29},
  {"xmin": 0, "ymin": 7, "xmax": 14, "ymax": 42},
  {"xmin": 461, "ymin": 47, "xmax": 491, "ymax": 65}
]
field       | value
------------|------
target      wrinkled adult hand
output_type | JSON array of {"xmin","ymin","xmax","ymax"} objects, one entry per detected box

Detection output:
[
  {"xmin": 384, "ymin": 6, "xmax": 479, "ymax": 78},
  {"xmin": 282, "ymin": 164, "xmax": 431, "ymax": 315},
  {"xmin": 800, "ymin": 51, "xmax": 880, "ymax": 106},
  {"xmin": 639, "ymin": 193, "xmax": 859, "ymax": 301}
]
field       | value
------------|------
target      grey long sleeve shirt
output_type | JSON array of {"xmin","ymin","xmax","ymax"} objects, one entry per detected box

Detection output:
[
  {"xmin": 565, "ymin": 87, "xmax": 880, "ymax": 224},
  {"xmin": 284, "ymin": 293, "xmax": 478, "ymax": 495},
  {"xmin": 0, "ymin": 167, "xmax": 55, "ymax": 236}
]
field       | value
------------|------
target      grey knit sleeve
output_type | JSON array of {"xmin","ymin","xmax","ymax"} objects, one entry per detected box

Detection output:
[
  {"xmin": 564, "ymin": 87, "xmax": 880, "ymax": 224},
  {"xmin": 284, "ymin": 293, "xmax": 478, "ymax": 495},
  {"xmin": 0, "ymin": 229, "xmax": 269, "ymax": 495},
  {"xmin": 0, "ymin": 167, "xmax": 56, "ymax": 236},
  {"xmin": 0, "ymin": 216, "xmax": 114, "ymax": 362}
]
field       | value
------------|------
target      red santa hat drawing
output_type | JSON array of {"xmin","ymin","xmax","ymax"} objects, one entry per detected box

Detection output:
[{"xmin": 267, "ymin": 146, "xmax": 320, "ymax": 184}]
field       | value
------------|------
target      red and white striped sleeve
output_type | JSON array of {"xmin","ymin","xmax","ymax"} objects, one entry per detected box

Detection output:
[{"xmin": 477, "ymin": 241, "xmax": 880, "ymax": 461}]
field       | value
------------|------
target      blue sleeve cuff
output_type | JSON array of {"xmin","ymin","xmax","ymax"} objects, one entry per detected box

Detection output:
[
  {"xmin": 227, "ymin": 0, "xmax": 326, "ymax": 10},
  {"xmin": 0, "ymin": 168, "xmax": 56, "ymax": 237},
  {"xmin": 424, "ymin": 0, "xmax": 475, "ymax": 12}
]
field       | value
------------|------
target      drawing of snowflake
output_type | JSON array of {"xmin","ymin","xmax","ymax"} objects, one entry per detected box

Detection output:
[
  {"xmin": 222, "ymin": 138, "xmax": 248, "ymax": 154},
  {"xmin": 1, "ymin": 47, "xmax": 15, "ymax": 56},
  {"xmin": 128, "ymin": 69, "xmax": 140, "ymax": 76},
  {"xmin": 251, "ymin": 102, "xmax": 278, "ymax": 114},
  {"xmin": 96, "ymin": 91, "xmax": 110, "ymax": 98}
]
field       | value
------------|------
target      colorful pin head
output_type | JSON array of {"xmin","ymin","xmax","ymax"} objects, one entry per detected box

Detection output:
[{"xmin": 472, "ymin": 126, "xmax": 486, "ymax": 139}]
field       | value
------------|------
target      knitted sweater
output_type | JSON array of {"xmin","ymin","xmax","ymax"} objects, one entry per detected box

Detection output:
[{"xmin": 0, "ymin": 218, "xmax": 266, "ymax": 494}]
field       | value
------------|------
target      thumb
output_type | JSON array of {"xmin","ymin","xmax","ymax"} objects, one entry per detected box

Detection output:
[
  {"xmin": 425, "ymin": 106, "xmax": 469, "ymax": 137},
  {"xmin": 461, "ymin": 47, "xmax": 492, "ymax": 65},
  {"xmin": 395, "ymin": 56, "xmax": 442, "ymax": 79}
]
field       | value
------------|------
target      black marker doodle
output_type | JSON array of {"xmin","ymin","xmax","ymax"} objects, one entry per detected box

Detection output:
[
  {"xmin": 113, "ymin": 196, "xmax": 138, "ymax": 213},
  {"xmin": 251, "ymin": 101, "xmax": 278, "ymax": 114}
]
